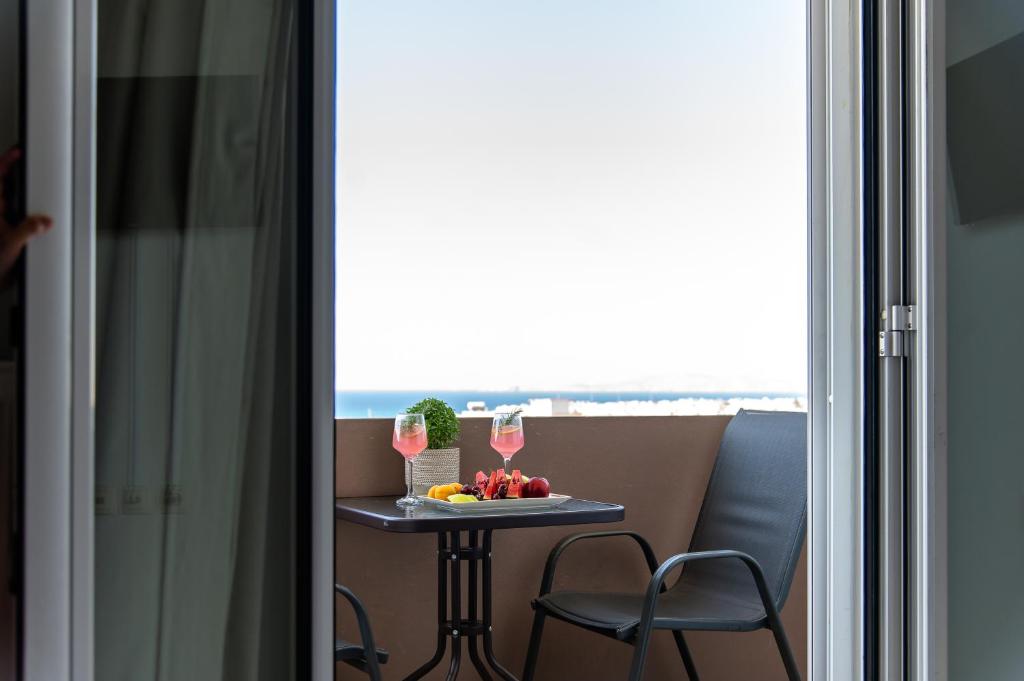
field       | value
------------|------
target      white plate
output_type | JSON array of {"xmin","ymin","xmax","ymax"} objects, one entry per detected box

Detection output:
[{"xmin": 419, "ymin": 493, "xmax": 572, "ymax": 513}]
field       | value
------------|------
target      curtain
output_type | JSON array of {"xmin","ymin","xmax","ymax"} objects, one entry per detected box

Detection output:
[{"xmin": 94, "ymin": 1, "xmax": 298, "ymax": 679}]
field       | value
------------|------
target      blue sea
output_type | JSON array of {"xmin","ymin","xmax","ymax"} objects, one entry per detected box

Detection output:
[{"xmin": 335, "ymin": 390, "xmax": 800, "ymax": 418}]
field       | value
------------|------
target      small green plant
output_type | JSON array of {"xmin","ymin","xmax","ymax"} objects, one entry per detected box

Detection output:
[{"xmin": 405, "ymin": 397, "xmax": 461, "ymax": 450}]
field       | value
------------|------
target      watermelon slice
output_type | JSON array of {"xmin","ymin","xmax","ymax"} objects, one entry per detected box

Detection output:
[
  {"xmin": 483, "ymin": 470, "xmax": 500, "ymax": 500},
  {"xmin": 507, "ymin": 470, "xmax": 523, "ymax": 498},
  {"xmin": 475, "ymin": 471, "xmax": 488, "ymax": 486}
]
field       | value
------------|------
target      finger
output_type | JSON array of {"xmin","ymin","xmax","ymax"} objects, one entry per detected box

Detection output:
[
  {"xmin": 0, "ymin": 147, "xmax": 21, "ymax": 179},
  {"xmin": 14, "ymin": 215, "xmax": 53, "ymax": 241}
]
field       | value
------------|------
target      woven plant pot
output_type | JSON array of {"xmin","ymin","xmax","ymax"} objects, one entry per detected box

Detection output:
[{"xmin": 406, "ymin": 447, "xmax": 460, "ymax": 496}]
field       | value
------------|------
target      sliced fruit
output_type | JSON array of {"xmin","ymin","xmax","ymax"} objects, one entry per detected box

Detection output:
[
  {"xmin": 475, "ymin": 471, "xmax": 489, "ymax": 486},
  {"xmin": 447, "ymin": 494, "xmax": 479, "ymax": 503},
  {"xmin": 507, "ymin": 470, "xmax": 523, "ymax": 498},
  {"xmin": 431, "ymin": 483, "xmax": 462, "ymax": 501},
  {"xmin": 483, "ymin": 470, "xmax": 499, "ymax": 500}
]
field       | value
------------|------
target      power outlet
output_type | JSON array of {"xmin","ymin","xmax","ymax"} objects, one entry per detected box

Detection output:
[
  {"xmin": 121, "ymin": 485, "xmax": 156, "ymax": 515},
  {"xmin": 162, "ymin": 484, "xmax": 184, "ymax": 514},
  {"xmin": 95, "ymin": 484, "xmax": 118, "ymax": 515}
]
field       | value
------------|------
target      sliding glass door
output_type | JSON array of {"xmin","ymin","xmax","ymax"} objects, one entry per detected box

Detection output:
[
  {"xmin": 92, "ymin": 2, "xmax": 312, "ymax": 679},
  {"xmin": 21, "ymin": 0, "xmax": 335, "ymax": 678}
]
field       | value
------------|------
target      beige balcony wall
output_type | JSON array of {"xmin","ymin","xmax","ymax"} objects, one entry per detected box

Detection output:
[{"xmin": 336, "ymin": 416, "xmax": 807, "ymax": 681}]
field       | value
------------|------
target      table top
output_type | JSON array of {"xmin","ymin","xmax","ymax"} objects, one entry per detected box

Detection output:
[{"xmin": 335, "ymin": 496, "xmax": 624, "ymax": 533}]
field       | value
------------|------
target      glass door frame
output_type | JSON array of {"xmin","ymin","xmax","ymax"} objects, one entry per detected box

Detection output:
[
  {"xmin": 867, "ymin": 1, "xmax": 949, "ymax": 678},
  {"xmin": 809, "ymin": 1, "xmax": 948, "ymax": 678},
  {"xmin": 905, "ymin": 1, "xmax": 947, "ymax": 679},
  {"xmin": 808, "ymin": 0, "xmax": 869, "ymax": 677},
  {"xmin": 22, "ymin": 0, "xmax": 73, "ymax": 678},
  {"xmin": 21, "ymin": 0, "xmax": 338, "ymax": 678}
]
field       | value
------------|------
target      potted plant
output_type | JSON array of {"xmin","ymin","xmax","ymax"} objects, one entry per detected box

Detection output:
[{"xmin": 404, "ymin": 397, "xmax": 461, "ymax": 496}]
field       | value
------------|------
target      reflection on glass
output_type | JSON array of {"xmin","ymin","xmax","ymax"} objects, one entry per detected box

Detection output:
[
  {"xmin": 946, "ymin": 4, "xmax": 1024, "ymax": 680},
  {"xmin": 94, "ymin": 2, "xmax": 301, "ymax": 679}
]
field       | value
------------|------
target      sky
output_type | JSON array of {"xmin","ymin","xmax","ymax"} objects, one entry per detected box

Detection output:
[{"xmin": 336, "ymin": 1, "xmax": 807, "ymax": 393}]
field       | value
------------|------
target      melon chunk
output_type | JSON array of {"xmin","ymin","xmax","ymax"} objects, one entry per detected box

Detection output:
[{"xmin": 507, "ymin": 469, "xmax": 523, "ymax": 498}]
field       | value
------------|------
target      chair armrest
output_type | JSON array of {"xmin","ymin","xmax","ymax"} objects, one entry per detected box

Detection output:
[
  {"xmin": 538, "ymin": 531, "xmax": 660, "ymax": 597},
  {"xmin": 623, "ymin": 550, "xmax": 784, "ymax": 680},
  {"xmin": 335, "ymin": 584, "xmax": 383, "ymax": 676},
  {"xmin": 637, "ymin": 550, "xmax": 777, "ymax": 631}
]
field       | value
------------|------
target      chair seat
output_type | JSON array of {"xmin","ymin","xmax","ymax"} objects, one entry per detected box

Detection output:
[
  {"xmin": 535, "ymin": 584, "xmax": 768, "ymax": 641},
  {"xmin": 335, "ymin": 639, "xmax": 390, "ymax": 665}
]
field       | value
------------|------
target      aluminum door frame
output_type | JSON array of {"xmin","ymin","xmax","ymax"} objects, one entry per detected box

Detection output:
[
  {"xmin": 311, "ymin": 0, "xmax": 337, "ymax": 677},
  {"xmin": 809, "ymin": 0, "xmax": 868, "ymax": 678},
  {"xmin": 22, "ymin": 0, "xmax": 74, "ymax": 679},
  {"xmin": 869, "ymin": 1, "xmax": 948, "ymax": 678},
  {"xmin": 905, "ymin": 1, "xmax": 947, "ymax": 680},
  {"xmin": 876, "ymin": 1, "xmax": 906, "ymax": 678}
]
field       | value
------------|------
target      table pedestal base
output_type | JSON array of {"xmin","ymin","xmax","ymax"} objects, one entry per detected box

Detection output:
[{"xmin": 404, "ymin": 530, "xmax": 519, "ymax": 681}]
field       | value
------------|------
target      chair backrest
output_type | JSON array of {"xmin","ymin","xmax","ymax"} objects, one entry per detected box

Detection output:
[{"xmin": 681, "ymin": 409, "xmax": 807, "ymax": 610}]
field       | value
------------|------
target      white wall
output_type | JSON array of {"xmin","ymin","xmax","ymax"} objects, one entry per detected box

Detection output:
[{"xmin": 946, "ymin": 3, "xmax": 1024, "ymax": 679}]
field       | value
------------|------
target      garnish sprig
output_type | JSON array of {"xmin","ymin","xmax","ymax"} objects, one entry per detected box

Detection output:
[{"xmin": 498, "ymin": 408, "xmax": 524, "ymax": 428}]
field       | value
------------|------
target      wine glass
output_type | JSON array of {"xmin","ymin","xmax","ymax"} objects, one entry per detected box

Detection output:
[
  {"xmin": 490, "ymin": 411, "xmax": 524, "ymax": 474},
  {"xmin": 393, "ymin": 413, "xmax": 428, "ymax": 507}
]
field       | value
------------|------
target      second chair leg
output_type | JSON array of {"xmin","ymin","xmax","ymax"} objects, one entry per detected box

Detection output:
[
  {"xmin": 769, "ymin": 622, "xmax": 802, "ymax": 681},
  {"xmin": 671, "ymin": 631, "xmax": 700, "ymax": 681}
]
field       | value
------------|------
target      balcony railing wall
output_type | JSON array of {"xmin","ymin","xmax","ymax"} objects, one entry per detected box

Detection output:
[{"xmin": 336, "ymin": 415, "xmax": 807, "ymax": 680}]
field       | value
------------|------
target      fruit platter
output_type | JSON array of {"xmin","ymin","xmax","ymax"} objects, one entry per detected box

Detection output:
[{"xmin": 420, "ymin": 470, "xmax": 570, "ymax": 512}]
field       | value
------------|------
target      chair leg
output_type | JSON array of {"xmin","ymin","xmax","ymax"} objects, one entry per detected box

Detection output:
[
  {"xmin": 365, "ymin": 657, "xmax": 383, "ymax": 681},
  {"xmin": 769, "ymin": 622, "xmax": 802, "ymax": 681},
  {"xmin": 671, "ymin": 631, "xmax": 700, "ymax": 681},
  {"xmin": 627, "ymin": 626, "xmax": 655, "ymax": 681},
  {"xmin": 522, "ymin": 609, "xmax": 546, "ymax": 681}
]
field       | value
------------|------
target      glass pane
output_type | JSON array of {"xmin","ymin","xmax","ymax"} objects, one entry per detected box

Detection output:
[
  {"xmin": 334, "ymin": 1, "xmax": 807, "ymax": 419},
  {"xmin": 94, "ymin": 2, "xmax": 302, "ymax": 679},
  {"xmin": 946, "ymin": 3, "xmax": 1024, "ymax": 679}
]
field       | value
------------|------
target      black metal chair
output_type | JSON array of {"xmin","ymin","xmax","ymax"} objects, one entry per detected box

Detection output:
[
  {"xmin": 335, "ymin": 584, "xmax": 389, "ymax": 680},
  {"xmin": 522, "ymin": 409, "xmax": 806, "ymax": 681}
]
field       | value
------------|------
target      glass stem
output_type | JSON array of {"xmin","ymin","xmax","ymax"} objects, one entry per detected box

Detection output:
[
  {"xmin": 504, "ymin": 458, "xmax": 510, "ymax": 475},
  {"xmin": 407, "ymin": 458, "xmax": 414, "ymax": 498}
]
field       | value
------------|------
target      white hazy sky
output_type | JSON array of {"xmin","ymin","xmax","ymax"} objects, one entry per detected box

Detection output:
[{"xmin": 336, "ymin": 1, "xmax": 807, "ymax": 393}]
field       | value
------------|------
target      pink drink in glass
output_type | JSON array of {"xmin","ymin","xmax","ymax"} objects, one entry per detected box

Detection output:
[
  {"xmin": 393, "ymin": 425, "xmax": 428, "ymax": 460},
  {"xmin": 490, "ymin": 425, "xmax": 524, "ymax": 459}
]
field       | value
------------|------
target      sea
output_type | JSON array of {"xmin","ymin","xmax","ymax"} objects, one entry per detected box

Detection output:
[{"xmin": 335, "ymin": 390, "xmax": 802, "ymax": 418}]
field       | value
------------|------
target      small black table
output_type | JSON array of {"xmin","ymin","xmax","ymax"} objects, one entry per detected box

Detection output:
[{"xmin": 336, "ymin": 497, "xmax": 625, "ymax": 681}]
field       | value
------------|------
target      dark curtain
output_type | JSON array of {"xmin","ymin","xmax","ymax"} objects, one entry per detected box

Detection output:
[{"xmin": 94, "ymin": 1, "xmax": 298, "ymax": 679}]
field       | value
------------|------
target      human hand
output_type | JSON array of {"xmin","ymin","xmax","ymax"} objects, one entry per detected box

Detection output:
[{"xmin": 0, "ymin": 147, "xmax": 53, "ymax": 280}]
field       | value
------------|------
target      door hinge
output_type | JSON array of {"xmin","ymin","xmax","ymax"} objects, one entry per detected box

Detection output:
[{"xmin": 878, "ymin": 305, "xmax": 915, "ymax": 357}]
